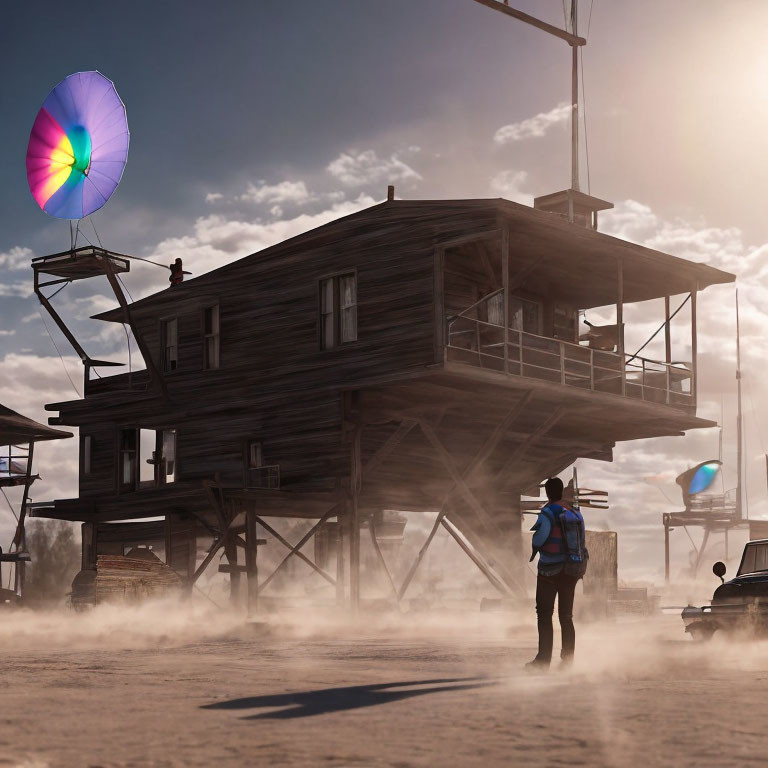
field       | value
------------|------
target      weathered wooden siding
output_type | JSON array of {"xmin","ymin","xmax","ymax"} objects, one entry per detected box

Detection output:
[{"xmin": 45, "ymin": 198, "xmax": 731, "ymax": 539}]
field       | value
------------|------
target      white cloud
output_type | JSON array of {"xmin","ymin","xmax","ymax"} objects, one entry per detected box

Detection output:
[
  {"xmin": 0, "ymin": 329, "xmax": 15, "ymax": 337},
  {"xmin": 601, "ymin": 200, "xmax": 744, "ymax": 272},
  {"xmin": 494, "ymin": 102, "xmax": 571, "ymax": 144},
  {"xmin": 489, "ymin": 170, "xmax": 533, "ymax": 206},
  {"xmin": 327, "ymin": 149, "xmax": 421, "ymax": 187},
  {"xmin": 0, "ymin": 246, "xmax": 33, "ymax": 272},
  {"xmin": 207, "ymin": 180, "xmax": 347, "ymax": 210},
  {"xmin": 0, "ymin": 281, "xmax": 32, "ymax": 297},
  {"xmin": 240, "ymin": 180, "xmax": 311, "ymax": 205},
  {"xmin": 142, "ymin": 194, "xmax": 377, "ymax": 296}
]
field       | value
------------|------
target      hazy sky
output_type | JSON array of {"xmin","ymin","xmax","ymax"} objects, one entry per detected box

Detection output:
[{"xmin": 3, "ymin": 0, "xmax": 768, "ymax": 583}]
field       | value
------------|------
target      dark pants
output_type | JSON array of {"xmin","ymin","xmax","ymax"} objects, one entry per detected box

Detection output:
[{"xmin": 534, "ymin": 570, "xmax": 579, "ymax": 663}]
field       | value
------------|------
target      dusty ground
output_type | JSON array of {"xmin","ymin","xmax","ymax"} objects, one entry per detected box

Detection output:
[{"xmin": 0, "ymin": 601, "xmax": 765, "ymax": 768}]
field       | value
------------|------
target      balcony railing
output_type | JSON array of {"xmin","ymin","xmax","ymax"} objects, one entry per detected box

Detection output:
[{"xmin": 446, "ymin": 315, "xmax": 694, "ymax": 408}]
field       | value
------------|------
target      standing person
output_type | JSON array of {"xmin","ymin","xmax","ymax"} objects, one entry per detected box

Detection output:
[{"xmin": 526, "ymin": 476, "xmax": 588, "ymax": 670}]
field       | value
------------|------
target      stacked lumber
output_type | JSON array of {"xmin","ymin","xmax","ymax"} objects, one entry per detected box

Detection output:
[{"xmin": 94, "ymin": 554, "xmax": 182, "ymax": 603}]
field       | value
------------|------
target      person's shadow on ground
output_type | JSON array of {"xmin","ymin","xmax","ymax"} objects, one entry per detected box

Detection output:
[{"xmin": 201, "ymin": 677, "xmax": 497, "ymax": 719}]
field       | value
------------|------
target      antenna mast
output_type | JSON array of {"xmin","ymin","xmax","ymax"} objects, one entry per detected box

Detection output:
[
  {"xmin": 570, "ymin": 1, "xmax": 579, "ymax": 192},
  {"xmin": 472, "ymin": 0, "xmax": 586, "ymax": 196}
]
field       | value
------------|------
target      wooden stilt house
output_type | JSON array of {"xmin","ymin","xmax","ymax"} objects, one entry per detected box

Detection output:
[{"xmin": 31, "ymin": 193, "xmax": 734, "ymax": 607}]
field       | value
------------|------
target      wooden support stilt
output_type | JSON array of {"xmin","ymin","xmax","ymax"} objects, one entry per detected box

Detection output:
[
  {"xmin": 348, "ymin": 506, "xmax": 360, "ymax": 610},
  {"xmin": 245, "ymin": 509, "xmax": 258, "ymax": 616},
  {"xmin": 663, "ymin": 513, "xmax": 670, "ymax": 585},
  {"xmin": 336, "ymin": 515, "xmax": 346, "ymax": 607},
  {"xmin": 349, "ymin": 423, "xmax": 362, "ymax": 611},
  {"xmin": 224, "ymin": 519, "xmax": 240, "ymax": 607},
  {"xmin": 12, "ymin": 442, "xmax": 34, "ymax": 598}
]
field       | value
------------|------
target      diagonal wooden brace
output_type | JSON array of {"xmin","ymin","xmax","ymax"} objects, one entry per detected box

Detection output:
[
  {"xmin": 255, "ymin": 515, "xmax": 336, "ymax": 586},
  {"xmin": 257, "ymin": 506, "xmax": 339, "ymax": 595}
]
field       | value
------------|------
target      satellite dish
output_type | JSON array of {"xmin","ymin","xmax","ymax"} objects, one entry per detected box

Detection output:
[
  {"xmin": 676, "ymin": 460, "xmax": 722, "ymax": 503},
  {"xmin": 26, "ymin": 71, "xmax": 129, "ymax": 219}
]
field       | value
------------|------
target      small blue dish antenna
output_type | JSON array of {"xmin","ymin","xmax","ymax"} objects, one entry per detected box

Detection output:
[{"xmin": 683, "ymin": 460, "xmax": 721, "ymax": 496}]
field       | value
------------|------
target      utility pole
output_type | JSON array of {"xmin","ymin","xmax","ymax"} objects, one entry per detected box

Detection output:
[{"xmin": 472, "ymin": 0, "xmax": 586, "ymax": 201}]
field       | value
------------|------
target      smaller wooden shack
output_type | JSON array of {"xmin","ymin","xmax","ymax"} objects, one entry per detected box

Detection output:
[{"xmin": 0, "ymin": 403, "xmax": 71, "ymax": 602}]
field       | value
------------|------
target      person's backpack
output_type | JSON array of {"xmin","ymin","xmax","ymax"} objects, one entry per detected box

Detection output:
[{"xmin": 557, "ymin": 506, "xmax": 589, "ymax": 578}]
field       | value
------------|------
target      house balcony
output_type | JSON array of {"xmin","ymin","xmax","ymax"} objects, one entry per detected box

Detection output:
[{"xmin": 446, "ymin": 314, "xmax": 694, "ymax": 410}]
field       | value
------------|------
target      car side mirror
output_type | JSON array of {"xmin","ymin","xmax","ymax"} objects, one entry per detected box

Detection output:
[{"xmin": 713, "ymin": 561, "xmax": 726, "ymax": 584}]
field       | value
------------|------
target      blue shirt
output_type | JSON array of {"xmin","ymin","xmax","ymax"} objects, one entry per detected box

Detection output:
[{"xmin": 531, "ymin": 503, "xmax": 568, "ymax": 565}]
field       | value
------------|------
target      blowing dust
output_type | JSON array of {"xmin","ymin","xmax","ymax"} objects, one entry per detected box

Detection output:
[
  {"xmin": 4, "ymin": 593, "xmax": 768, "ymax": 767},
  {"xmin": 0, "ymin": 588, "xmax": 761, "ymax": 669}
]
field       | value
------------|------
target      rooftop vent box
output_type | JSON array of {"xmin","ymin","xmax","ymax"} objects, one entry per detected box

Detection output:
[{"xmin": 533, "ymin": 188, "xmax": 613, "ymax": 230}]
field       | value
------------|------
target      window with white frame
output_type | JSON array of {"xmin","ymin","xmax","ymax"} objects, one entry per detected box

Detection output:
[
  {"xmin": 340, "ymin": 274, "xmax": 357, "ymax": 343},
  {"xmin": 139, "ymin": 429, "xmax": 157, "ymax": 488},
  {"xmin": 320, "ymin": 273, "xmax": 357, "ymax": 349},
  {"xmin": 162, "ymin": 318, "xmax": 178, "ymax": 373},
  {"xmin": 120, "ymin": 427, "xmax": 176, "ymax": 490},
  {"xmin": 203, "ymin": 305, "xmax": 220, "ymax": 370}
]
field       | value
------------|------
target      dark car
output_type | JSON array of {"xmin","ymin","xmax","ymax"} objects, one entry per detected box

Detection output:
[{"xmin": 682, "ymin": 539, "xmax": 768, "ymax": 640}]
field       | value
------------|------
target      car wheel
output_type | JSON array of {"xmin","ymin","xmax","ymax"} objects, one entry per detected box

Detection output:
[{"xmin": 689, "ymin": 625, "xmax": 716, "ymax": 642}]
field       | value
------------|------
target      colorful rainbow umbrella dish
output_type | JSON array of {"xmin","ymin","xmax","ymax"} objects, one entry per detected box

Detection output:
[{"xmin": 26, "ymin": 71, "xmax": 129, "ymax": 219}]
